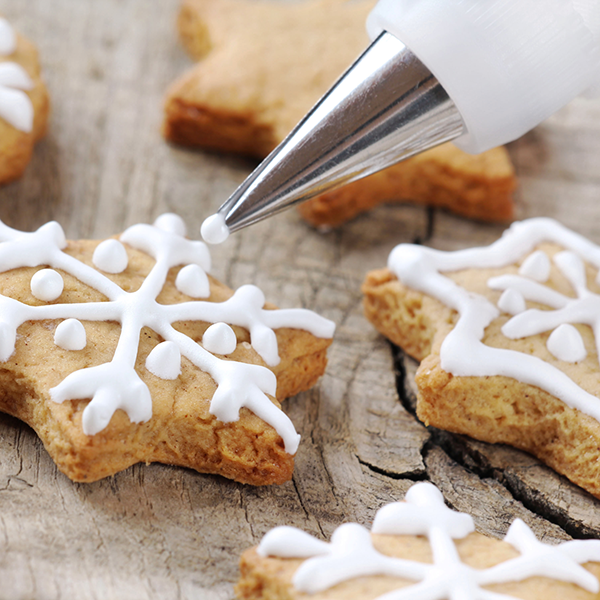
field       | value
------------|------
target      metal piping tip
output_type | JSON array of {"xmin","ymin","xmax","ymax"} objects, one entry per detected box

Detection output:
[{"xmin": 201, "ymin": 31, "xmax": 465, "ymax": 243}]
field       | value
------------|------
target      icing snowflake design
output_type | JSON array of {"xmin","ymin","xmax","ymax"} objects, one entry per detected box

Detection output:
[
  {"xmin": 388, "ymin": 218, "xmax": 600, "ymax": 425},
  {"xmin": 0, "ymin": 214, "xmax": 335, "ymax": 453},
  {"xmin": 0, "ymin": 18, "xmax": 34, "ymax": 132},
  {"xmin": 259, "ymin": 482, "xmax": 600, "ymax": 599}
]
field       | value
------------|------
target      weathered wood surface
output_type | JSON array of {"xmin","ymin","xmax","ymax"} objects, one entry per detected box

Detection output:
[{"xmin": 2, "ymin": 1, "xmax": 600, "ymax": 599}]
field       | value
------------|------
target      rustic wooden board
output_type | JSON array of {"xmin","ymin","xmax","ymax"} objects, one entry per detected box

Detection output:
[{"xmin": 2, "ymin": 1, "xmax": 600, "ymax": 599}]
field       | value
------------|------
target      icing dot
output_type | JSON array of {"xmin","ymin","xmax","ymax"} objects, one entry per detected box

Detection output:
[
  {"xmin": 519, "ymin": 250, "xmax": 551, "ymax": 282},
  {"xmin": 202, "ymin": 323, "xmax": 237, "ymax": 355},
  {"xmin": 154, "ymin": 213, "xmax": 187, "ymax": 237},
  {"xmin": 92, "ymin": 239, "xmax": 129, "ymax": 274},
  {"xmin": 201, "ymin": 213, "xmax": 230, "ymax": 245},
  {"xmin": 547, "ymin": 324, "xmax": 587, "ymax": 363},
  {"xmin": 0, "ymin": 19, "xmax": 16, "ymax": 55},
  {"xmin": 175, "ymin": 264, "xmax": 210, "ymax": 298},
  {"xmin": 497, "ymin": 288, "xmax": 526, "ymax": 315},
  {"xmin": 31, "ymin": 269, "xmax": 64, "ymax": 301},
  {"xmin": 54, "ymin": 319, "xmax": 86, "ymax": 351},
  {"xmin": 145, "ymin": 341, "xmax": 181, "ymax": 380}
]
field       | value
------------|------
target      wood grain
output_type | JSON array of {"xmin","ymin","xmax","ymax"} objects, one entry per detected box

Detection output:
[{"xmin": 1, "ymin": 1, "xmax": 600, "ymax": 599}]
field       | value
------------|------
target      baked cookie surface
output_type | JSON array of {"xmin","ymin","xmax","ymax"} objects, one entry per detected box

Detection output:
[
  {"xmin": 0, "ymin": 17, "xmax": 49, "ymax": 184},
  {"xmin": 163, "ymin": 0, "xmax": 516, "ymax": 225},
  {"xmin": 0, "ymin": 214, "xmax": 334, "ymax": 484},
  {"xmin": 237, "ymin": 481, "xmax": 600, "ymax": 599},
  {"xmin": 363, "ymin": 218, "xmax": 600, "ymax": 499}
]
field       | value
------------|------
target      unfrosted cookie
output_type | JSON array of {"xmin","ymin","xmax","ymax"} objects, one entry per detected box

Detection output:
[
  {"xmin": 363, "ymin": 218, "xmax": 600, "ymax": 499},
  {"xmin": 0, "ymin": 17, "xmax": 49, "ymax": 184},
  {"xmin": 163, "ymin": 0, "xmax": 516, "ymax": 225},
  {"xmin": 237, "ymin": 481, "xmax": 600, "ymax": 600},
  {"xmin": 0, "ymin": 214, "xmax": 334, "ymax": 484}
]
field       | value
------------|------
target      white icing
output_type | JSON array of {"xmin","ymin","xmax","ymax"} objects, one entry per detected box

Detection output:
[
  {"xmin": 201, "ymin": 213, "xmax": 230, "ymax": 245},
  {"xmin": 92, "ymin": 239, "xmax": 129, "ymax": 274},
  {"xmin": 0, "ymin": 19, "xmax": 34, "ymax": 133},
  {"xmin": 497, "ymin": 288, "xmax": 526, "ymax": 315},
  {"xmin": 0, "ymin": 62, "xmax": 33, "ymax": 90},
  {"xmin": 202, "ymin": 322, "xmax": 237, "ymax": 355},
  {"xmin": 54, "ymin": 318, "xmax": 86, "ymax": 351},
  {"xmin": 547, "ymin": 323, "xmax": 587, "ymax": 363},
  {"xmin": 0, "ymin": 75, "xmax": 34, "ymax": 132},
  {"xmin": 518, "ymin": 249, "xmax": 551, "ymax": 282},
  {"xmin": 387, "ymin": 218, "xmax": 600, "ymax": 425},
  {"xmin": 154, "ymin": 213, "xmax": 187, "ymax": 237},
  {"xmin": 0, "ymin": 18, "xmax": 16, "ymax": 55},
  {"xmin": 0, "ymin": 215, "xmax": 334, "ymax": 453},
  {"xmin": 30, "ymin": 268, "xmax": 64, "ymax": 301},
  {"xmin": 260, "ymin": 481, "xmax": 600, "ymax": 598},
  {"xmin": 176, "ymin": 263, "xmax": 210, "ymax": 298},
  {"xmin": 145, "ymin": 341, "xmax": 181, "ymax": 380}
]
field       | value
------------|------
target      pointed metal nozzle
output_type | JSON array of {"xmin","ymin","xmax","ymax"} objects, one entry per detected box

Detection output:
[{"xmin": 210, "ymin": 31, "xmax": 465, "ymax": 236}]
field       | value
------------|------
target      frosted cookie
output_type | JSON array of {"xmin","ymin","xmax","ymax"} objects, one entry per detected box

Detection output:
[
  {"xmin": 363, "ymin": 218, "xmax": 600, "ymax": 499},
  {"xmin": 0, "ymin": 17, "xmax": 49, "ymax": 184},
  {"xmin": 0, "ymin": 214, "xmax": 334, "ymax": 484},
  {"xmin": 237, "ymin": 481, "xmax": 600, "ymax": 600},
  {"xmin": 163, "ymin": 0, "xmax": 516, "ymax": 225}
]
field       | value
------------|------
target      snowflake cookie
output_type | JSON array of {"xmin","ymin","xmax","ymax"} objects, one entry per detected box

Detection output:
[
  {"xmin": 0, "ymin": 214, "xmax": 334, "ymax": 484},
  {"xmin": 363, "ymin": 218, "xmax": 600, "ymax": 499},
  {"xmin": 0, "ymin": 17, "xmax": 49, "ymax": 184},
  {"xmin": 237, "ymin": 481, "xmax": 600, "ymax": 600}
]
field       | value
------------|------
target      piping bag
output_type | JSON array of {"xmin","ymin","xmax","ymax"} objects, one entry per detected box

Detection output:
[{"xmin": 201, "ymin": 0, "xmax": 600, "ymax": 244}]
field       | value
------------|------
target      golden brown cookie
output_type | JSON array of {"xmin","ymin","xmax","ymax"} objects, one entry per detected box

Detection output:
[
  {"xmin": 163, "ymin": 0, "xmax": 516, "ymax": 225},
  {"xmin": 0, "ymin": 213, "xmax": 333, "ymax": 484},
  {"xmin": 237, "ymin": 482, "xmax": 600, "ymax": 599},
  {"xmin": 0, "ymin": 17, "xmax": 49, "ymax": 185},
  {"xmin": 363, "ymin": 218, "xmax": 600, "ymax": 499}
]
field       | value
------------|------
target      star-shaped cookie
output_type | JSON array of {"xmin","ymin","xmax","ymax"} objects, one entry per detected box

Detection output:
[
  {"xmin": 0, "ymin": 214, "xmax": 334, "ymax": 485},
  {"xmin": 163, "ymin": 0, "xmax": 516, "ymax": 226},
  {"xmin": 0, "ymin": 17, "xmax": 49, "ymax": 185},
  {"xmin": 363, "ymin": 218, "xmax": 600, "ymax": 499}
]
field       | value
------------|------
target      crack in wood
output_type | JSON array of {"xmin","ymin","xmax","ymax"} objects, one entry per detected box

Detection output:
[
  {"xmin": 390, "ymin": 342, "xmax": 600, "ymax": 540},
  {"xmin": 355, "ymin": 456, "xmax": 428, "ymax": 482},
  {"xmin": 412, "ymin": 206, "xmax": 436, "ymax": 246}
]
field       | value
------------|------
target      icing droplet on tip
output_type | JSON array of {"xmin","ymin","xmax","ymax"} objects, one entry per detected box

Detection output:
[
  {"xmin": 547, "ymin": 324, "xmax": 587, "ymax": 363},
  {"xmin": 54, "ymin": 319, "xmax": 86, "ymax": 351},
  {"xmin": 31, "ymin": 269, "xmax": 64, "ymax": 301},
  {"xmin": 146, "ymin": 341, "xmax": 182, "ymax": 380},
  {"xmin": 175, "ymin": 264, "xmax": 210, "ymax": 298},
  {"xmin": 203, "ymin": 322, "xmax": 237, "ymax": 355},
  {"xmin": 201, "ymin": 213, "xmax": 230, "ymax": 245},
  {"xmin": 519, "ymin": 250, "xmax": 551, "ymax": 282},
  {"xmin": 154, "ymin": 213, "xmax": 187, "ymax": 237},
  {"xmin": 92, "ymin": 239, "xmax": 129, "ymax": 274}
]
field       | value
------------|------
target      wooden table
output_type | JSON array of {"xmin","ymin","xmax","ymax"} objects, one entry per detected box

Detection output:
[{"xmin": 3, "ymin": 1, "xmax": 600, "ymax": 598}]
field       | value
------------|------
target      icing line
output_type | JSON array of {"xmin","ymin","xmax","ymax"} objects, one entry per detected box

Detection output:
[{"xmin": 258, "ymin": 481, "xmax": 600, "ymax": 598}]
